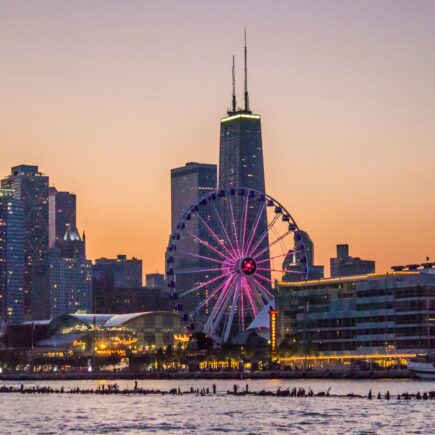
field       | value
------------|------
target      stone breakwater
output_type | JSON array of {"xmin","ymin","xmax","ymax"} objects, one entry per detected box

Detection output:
[{"xmin": 1, "ymin": 382, "xmax": 433, "ymax": 401}]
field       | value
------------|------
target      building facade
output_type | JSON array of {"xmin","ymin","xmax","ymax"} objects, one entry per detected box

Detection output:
[
  {"xmin": 94, "ymin": 286, "xmax": 171, "ymax": 314},
  {"xmin": 330, "ymin": 244, "xmax": 375, "ymax": 278},
  {"xmin": 93, "ymin": 255, "xmax": 143, "ymax": 289},
  {"xmin": 146, "ymin": 273, "xmax": 165, "ymax": 289},
  {"xmin": 0, "ymin": 189, "xmax": 25, "ymax": 324},
  {"xmin": 32, "ymin": 225, "xmax": 92, "ymax": 320},
  {"xmin": 1, "ymin": 165, "xmax": 49, "ymax": 316},
  {"xmin": 18, "ymin": 312, "xmax": 187, "ymax": 356},
  {"xmin": 171, "ymin": 162, "xmax": 217, "ymax": 232},
  {"xmin": 48, "ymin": 187, "xmax": 76, "ymax": 248},
  {"xmin": 276, "ymin": 265, "xmax": 435, "ymax": 355},
  {"xmin": 169, "ymin": 162, "xmax": 217, "ymax": 315},
  {"xmin": 218, "ymin": 40, "xmax": 271, "ymax": 298}
]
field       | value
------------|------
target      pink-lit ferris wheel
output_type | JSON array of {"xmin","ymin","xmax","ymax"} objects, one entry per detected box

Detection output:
[{"xmin": 166, "ymin": 187, "xmax": 308, "ymax": 343}]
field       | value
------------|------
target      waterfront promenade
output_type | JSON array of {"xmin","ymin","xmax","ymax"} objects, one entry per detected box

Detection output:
[{"xmin": 0, "ymin": 368, "xmax": 412, "ymax": 382}]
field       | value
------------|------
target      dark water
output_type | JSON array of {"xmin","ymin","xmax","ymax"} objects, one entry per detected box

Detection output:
[{"xmin": 0, "ymin": 379, "xmax": 434, "ymax": 434}]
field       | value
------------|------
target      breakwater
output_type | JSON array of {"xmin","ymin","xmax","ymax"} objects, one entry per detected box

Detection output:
[{"xmin": 1, "ymin": 382, "xmax": 433, "ymax": 401}]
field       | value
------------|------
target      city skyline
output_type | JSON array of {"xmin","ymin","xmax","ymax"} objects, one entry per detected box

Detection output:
[{"xmin": 1, "ymin": 1, "xmax": 434, "ymax": 275}]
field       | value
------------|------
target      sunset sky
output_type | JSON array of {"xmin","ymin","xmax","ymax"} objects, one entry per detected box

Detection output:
[{"xmin": 1, "ymin": 0, "xmax": 434, "ymax": 276}]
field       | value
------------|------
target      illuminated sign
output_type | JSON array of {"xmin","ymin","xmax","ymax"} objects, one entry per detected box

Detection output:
[{"xmin": 269, "ymin": 309, "xmax": 278, "ymax": 354}]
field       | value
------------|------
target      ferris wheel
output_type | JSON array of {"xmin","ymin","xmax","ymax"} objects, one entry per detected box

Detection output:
[{"xmin": 166, "ymin": 187, "xmax": 308, "ymax": 343}]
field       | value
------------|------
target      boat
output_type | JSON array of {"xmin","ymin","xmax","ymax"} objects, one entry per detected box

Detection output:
[{"xmin": 408, "ymin": 354, "xmax": 435, "ymax": 379}]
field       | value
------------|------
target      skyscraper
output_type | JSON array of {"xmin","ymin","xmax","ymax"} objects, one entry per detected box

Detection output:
[
  {"xmin": 48, "ymin": 187, "xmax": 76, "ymax": 248},
  {"xmin": 282, "ymin": 230, "xmax": 324, "ymax": 282},
  {"xmin": 32, "ymin": 224, "xmax": 92, "ymax": 320},
  {"xmin": 169, "ymin": 162, "xmax": 217, "ymax": 314},
  {"xmin": 218, "ymin": 37, "xmax": 266, "ymax": 193},
  {"xmin": 0, "ymin": 189, "xmax": 25, "ymax": 324},
  {"xmin": 218, "ymin": 33, "xmax": 271, "ymax": 287},
  {"xmin": 1, "ymin": 165, "xmax": 49, "ymax": 316},
  {"xmin": 171, "ymin": 162, "xmax": 217, "ymax": 232}
]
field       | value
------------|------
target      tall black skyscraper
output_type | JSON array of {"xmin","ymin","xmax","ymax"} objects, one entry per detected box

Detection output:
[
  {"xmin": 48, "ymin": 187, "xmax": 77, "ymax": 248},
  {"xmin": 1, "ymin": 165, "xmax": 49, "ymax": 317},
  {"xmin": 218, "ymin": 33, "xmax": 271, "ymax": 286},
  {"xmin": 218, "ymin": 35, "xmax": 266, "ymax": 193}
]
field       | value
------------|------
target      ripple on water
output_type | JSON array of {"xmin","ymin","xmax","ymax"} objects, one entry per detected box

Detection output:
[{"xmin": 1, "ymin": 379, "xmax": 434, "ymax": 434}]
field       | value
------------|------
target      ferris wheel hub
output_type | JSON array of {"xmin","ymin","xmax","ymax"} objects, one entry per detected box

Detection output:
[{"xmin": 239, "ymin": 257, "xmax": 257, "ymax": 276}]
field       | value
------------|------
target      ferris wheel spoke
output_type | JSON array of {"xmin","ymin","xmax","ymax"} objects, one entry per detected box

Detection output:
[
  {"xmin": 253, "ymin": 285, "xmax": 266, "ymax": 310},
  {"xmin": 255, "ymin": 272, "xmax": 272, "ymax": 283},
  {"xmin": 197, "ymin": 212, "xmax": 238, "ymax": 262},
  {"xmin": 240, "ymin": 282, "xmax": 245, "ymax": 331},
  {"xmin": 212, "ymin": 286, "xmax": 237, "ymax": 340},
  {"xmin": 203, "ymin": 274, "xmax": 235, "ymax": 326},
  {"xmin": 251, "ymin": 230, "xmax": 291, "ymax": 260},
  {"xmin": 192, "ymin": 274, "xmax": 235, "ymax": 314},
  {"xmin": 257, "ymin": 266, "xmax": 304, "ymax": 275},
  {"xmin": 251, "ymin": 277, "xmax": 274, "ymax": 300},
  {"xmin": 212, "ymin": 202, "xmax": 237, "ymax": 257},
  {"xmin": 244, "ymin": 201, "xmax": 266, "ymax": 256},
  {"xmin": 270, "ymin": 225, "xmax": 288, "ymax": 259},
  {"xmin": 223, "ymin": 280, "xmax": 241, "ymax": 342},
  {"xmin": 204, "ymin": 276, "xmax": 236, "ymax": 338},
  {"xmin": 185, "ymin": 230, "xmax": 229, "ymax": 261},
  {"xmin": 175, "ymin": 266, "xmax": 228, "ymax": 275},
  {"xmin": 243, "ymin": 279, "xmax": 259, "ymax": 318},
  {"xmin": 178, "ymin": 269, "xmax": 234, "ymax": 298},
  {"xmin": 177, "ymin": 249, "xmax": 226, "ymax": 265},
  {"xmin": 246, "ymin": 278, "xmax": 265, "ymax": 309},
  {"xmin": 228, "ymin": 195, "xmax": 240, "ymax": 252},
  {"xmin": 255, "ymin": 249, "xmax": 305, "ymax": 265},
  {"xmin": 240, "ymin": 195, "xmax": 249, "ymax": 255},
  {"xmin": 247, "ymin": 214, "xmax": 280, "ymax": 259}
]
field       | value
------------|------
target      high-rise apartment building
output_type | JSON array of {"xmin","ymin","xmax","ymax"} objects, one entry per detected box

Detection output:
[
  {"xmin": 32, "ymin": 224, "xmax": 92, "ymax": 320},
  {"xmin": 0, "ymin": 189, "xmax": 25, "ymax": 324},
  {"xmin": 1, "ymin": 165, "xmax": 49, "ymax": 316},
  {"xmin": 48, "ymin": 187, "xmax": 76, "ymax": 248}
]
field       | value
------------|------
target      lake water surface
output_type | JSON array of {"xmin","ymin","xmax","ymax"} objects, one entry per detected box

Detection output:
[{"xmin": 0, "ymin": 379, "xmax": 434, "ymax": 434}]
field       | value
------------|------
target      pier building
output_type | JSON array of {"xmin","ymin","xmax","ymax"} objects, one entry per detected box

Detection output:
[{"xmin": 276, "ymin": 264, "xmax": 435, "ymax": 355}]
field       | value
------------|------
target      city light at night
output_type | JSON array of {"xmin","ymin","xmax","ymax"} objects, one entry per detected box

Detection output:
[{"xmin": 0, "ymin": 1, "xmax": 434, "ymax": 433}]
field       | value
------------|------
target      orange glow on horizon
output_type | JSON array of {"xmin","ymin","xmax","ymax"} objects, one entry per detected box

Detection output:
[{"xmin": 1, "ymin": 2, "xmax": 434, "ymax": 276}]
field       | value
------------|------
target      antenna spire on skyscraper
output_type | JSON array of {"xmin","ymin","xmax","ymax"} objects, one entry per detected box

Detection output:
[
  {"xmin": 232, "ymin": 55, "xmax": 236, "ymax": 113},
  {"xmin": 244, "ymin": 27, "xmax": 249, "ymax": 112}
]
